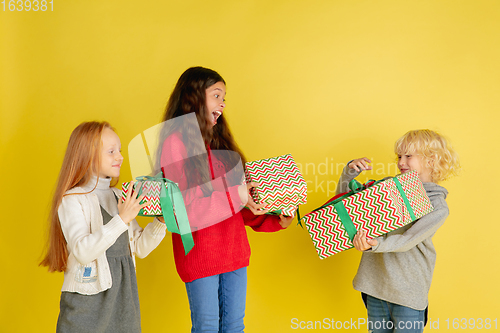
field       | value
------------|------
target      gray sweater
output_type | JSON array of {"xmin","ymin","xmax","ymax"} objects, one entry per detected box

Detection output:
[{"xmin": 336, "ymin": 166, "xmax": 449, "ymax": 310}]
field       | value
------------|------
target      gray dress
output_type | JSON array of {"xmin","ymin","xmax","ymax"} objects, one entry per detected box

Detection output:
[{"xmin": 56, "ymin": 204, "xmax": 141, "ymax": 333}]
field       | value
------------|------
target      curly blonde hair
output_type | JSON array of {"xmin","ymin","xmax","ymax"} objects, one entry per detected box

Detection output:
[{"xmin": 394, "ymin": 129, "xmax": 460, "ymax": 183}]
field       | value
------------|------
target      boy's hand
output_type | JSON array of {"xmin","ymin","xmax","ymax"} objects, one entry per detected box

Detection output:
[
  {"xmin": 353, "ymin": 230, "xmax": 378, "ymax": 251},
  {"xmin": 348, "ymin": 157, "xmax": 372, "ymax": 172}
]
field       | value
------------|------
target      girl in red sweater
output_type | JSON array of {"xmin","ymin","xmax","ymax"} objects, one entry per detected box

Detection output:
[{"xmin": 157, "ymin": 67, "xmax": 294, "ymax": 332}]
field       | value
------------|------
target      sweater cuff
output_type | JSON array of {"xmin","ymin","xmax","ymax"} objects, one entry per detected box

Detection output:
[
  {"xmin": 346, "ymin": 165, "xmax": 361, "ymax": 177},
  {"xmin": 369, "ymin": 237, "xmax": 382, "ymax": 252},
  {"xmin": 151, "ymin": 218, "xmax": 168, "ymax": 235},
  {"xmin": 104, "ymin": 215, "xmax": 129, "ymax": 241}
]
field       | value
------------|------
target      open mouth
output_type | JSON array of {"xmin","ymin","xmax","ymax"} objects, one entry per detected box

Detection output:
[{"xmin": 212, "ymin": 110, "xmax": 222, "ymax": 124}]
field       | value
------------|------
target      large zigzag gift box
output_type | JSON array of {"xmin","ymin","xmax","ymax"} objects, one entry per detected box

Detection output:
[
  {"xmin": 245, "ymin": 154, "xmax": 307, "ymax": 216},
  {"xmin": 302, "ymin": 170, "xmax": 433, "ymax": 259}
]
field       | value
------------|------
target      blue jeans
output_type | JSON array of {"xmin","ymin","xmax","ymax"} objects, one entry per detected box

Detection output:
[
  {"xmin": 185, "ymin": 267, "xmax": 247, "ymax": 333},
  {"xmin": 366, "ymin": 295, "xmax": 425, "ymax": 333}
]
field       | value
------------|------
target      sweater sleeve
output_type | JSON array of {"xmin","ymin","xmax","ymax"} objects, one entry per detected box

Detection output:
[
  {"xmin": 336, "ymin": 163, "xmax": 360, "ymax": 195},
  {"xmin": 371, "ymin": 193, "xmax": 449, "ymax": 253},
  {"xmin": 58, "ymin": 194, "xmax": 128, "ymax": 265},
  {"xmin": 160, "ymin": 134, "xmax": 243, "ymax": 230},
  {"xmin": 108, "ymin": 188, "xmax": 168, "ymax": 259},
  {"xmin": 240, "ymin": 208, "xmax": 284, "ymax": 232},
  {"xmin": 128, "ymin": 218, "xmax": 167, "ymax": 259}
]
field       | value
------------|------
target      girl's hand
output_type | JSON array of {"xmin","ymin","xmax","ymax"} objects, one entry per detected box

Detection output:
[
  {"xmin": 279, "ymin": 209, "xmax": 296, "ymax": 228},
  {"xmin": 238, "ymin": 182, "xmax": 268, "ymax": 215},
  {"xmin": 348, "ymin": 157, "xmax": 372, "ymax": 172},
  {"xmin": 353, "ymin": 230, "xmax": 378, "ymax": 251},
  {"xmin": 118, "ymin": 181, "xmax": 151, "ymax": 225}
]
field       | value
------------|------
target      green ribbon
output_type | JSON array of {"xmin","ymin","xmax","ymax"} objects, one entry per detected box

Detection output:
[
  {"xmin": 393, "ymin": 178, "xmax": 416, "ymax": 221},
  {"xmin": 333, "ymin": 201, "xmax": 357, "ymax": 241},
  {"xmin": 134, "ymin": 173, "xmax": 194, "ymax": 255},
  {"xmin": 349, "ymin": 179, "xmax": 364, "ymax": 191}
]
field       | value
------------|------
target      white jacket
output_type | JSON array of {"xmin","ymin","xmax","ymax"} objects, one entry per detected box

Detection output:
[{"xmin": 59, "ymin": 185, "xmax": 167, "ymax": 295}]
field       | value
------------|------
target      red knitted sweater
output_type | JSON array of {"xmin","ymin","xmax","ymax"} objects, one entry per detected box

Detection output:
[{"xmin": 161, "ymin": 132, "xmax": 283, "ymax": 282}]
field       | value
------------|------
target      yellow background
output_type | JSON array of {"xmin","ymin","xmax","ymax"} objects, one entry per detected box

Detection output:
[{"xmin": 1, "ymin": 0, "xmax": 499, "ymax": 332}]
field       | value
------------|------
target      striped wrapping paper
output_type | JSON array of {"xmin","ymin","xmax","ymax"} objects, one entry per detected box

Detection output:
[
  {"xmin": 121, "ymin": 180, "xmax": 163, "ymax": 216},
  {"xmin": 303, "ymin": 170, "xmax": 433, "ymax": 259},
  {"xmin": 245, "ymin": 154, "xmax": 307, "ymax": 216}
]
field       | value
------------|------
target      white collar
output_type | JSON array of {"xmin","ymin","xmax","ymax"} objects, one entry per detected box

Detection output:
[{"xmin": 81, "ymin": 175, "xmax": 112, "ymax": 192}]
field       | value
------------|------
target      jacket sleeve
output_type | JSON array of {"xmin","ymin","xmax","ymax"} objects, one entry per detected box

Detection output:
[
  {"xmin": 371, "ymin": 194, "xmax": 449, "ymax": 253},
  {"xmin": 58, "ymin": 194, "xmax": 128, "ymax": 265},
  {"xmin": 128, "ymin": 218, "xmax": 167, "ymax": 259},
  {"xmin": 240, "ymin": 208, "xmax": 284, "ymax": 232}
]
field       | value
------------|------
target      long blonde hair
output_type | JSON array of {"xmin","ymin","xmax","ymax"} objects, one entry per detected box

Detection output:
[
  {"xmin": 395, "ymin": 129, "xmax": 460, "ymax": 183},
  {"xmin": 40, "ymin": 121, "xmax": 113, "ymax": 272}
]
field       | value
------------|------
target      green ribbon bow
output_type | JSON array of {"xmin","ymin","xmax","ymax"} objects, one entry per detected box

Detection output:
[{"xmin": 134, "ymin": 173, "xmax": 194, "ymax": 255}]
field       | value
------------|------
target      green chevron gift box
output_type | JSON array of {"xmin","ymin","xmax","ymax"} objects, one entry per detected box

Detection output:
[
  {"xmin": 122, "ymin": 179, "xmax": 163, "ymax": 216},
  {"xmin": 121, "ymin": 174, "xmax": 194, "ymax": 255},
  {"xmin": 245, "ymin": 154, "xmax": 307, "ymax": 216},
  {"xmin": 302, "ymin": 170, "xmax": 433, "ymax": 259}
]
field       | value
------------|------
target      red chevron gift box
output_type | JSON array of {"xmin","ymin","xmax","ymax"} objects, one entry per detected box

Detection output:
[
  {"xmin": 303, "ymin": 170, "xmax": 433, "ymax": 259},
  {"xmin": 121, "ymin": 180, "xmax": 163, "ymax": 216},
  {"xmin": 245, "ymin": 154, "xmax": 307, "ymax": 216}
]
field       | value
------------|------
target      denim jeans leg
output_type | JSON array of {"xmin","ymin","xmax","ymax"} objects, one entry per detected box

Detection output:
[
  {"xmin": 366, "ymin": 295, "xmax": 425, "ymax": 333},
  {"xmin": 218, "ymin": 267, "xmax": 247, "ymax": 333},
  {"xmin": 366, "ymin": 295, "xmax": 394, "ymax": 333},
  {"xmin": 185, "ymin": 274, "xmax": 220, "ymax": 333},
  {"xmin": 391, "ymin": 303, "xmax": 425, "ymax": 333}
]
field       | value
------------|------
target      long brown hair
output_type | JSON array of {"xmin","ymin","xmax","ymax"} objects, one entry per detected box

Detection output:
[
  {"xmin": 157, "ymin": 67, "xmax": 246, "ymax": 191},
  {"xmin": 40, "ymin": 121, "xmax": 113, "ymax": 272}
]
